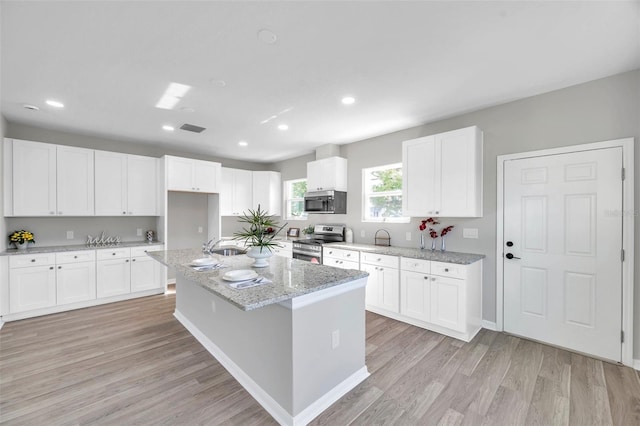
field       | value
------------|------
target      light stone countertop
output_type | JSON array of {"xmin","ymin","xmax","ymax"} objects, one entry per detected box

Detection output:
[
  {"xmin": 148, "ymin": 248, "xmax": 369, "ymax": 311},
  {"xmin": 324, "ymin": 242, "xmax": 485, "ymax": 265},
  {"xmin": 0, "ymin": 241, "xmax": 164, "ymax": 256}
]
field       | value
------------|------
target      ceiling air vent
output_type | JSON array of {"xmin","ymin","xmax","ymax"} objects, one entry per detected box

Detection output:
[{"xmin": 179, "ymin": 123, "xmax": 206, "ymax": 133}]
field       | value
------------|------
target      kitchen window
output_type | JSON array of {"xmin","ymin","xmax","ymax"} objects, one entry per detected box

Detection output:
[
  {"xmin": 362, "ymin": 163, "xmax": 409, "ymax": 223},
  {"xmin": 284, "ymin": 178, "xmax": 308, "ymax": 220}
]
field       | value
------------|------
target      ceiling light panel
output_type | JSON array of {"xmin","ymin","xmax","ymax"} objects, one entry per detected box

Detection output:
[
  {"xmin": 46, "ymin": 99, "xmax": 64, "ymax": 108},
  {"xmin": 162, "ymin": 125, "xmax": 174, "ymax": 131},
  {"xmin": 341, "ymin": 96, "xmax": 356, "ymax": 105},
  {"xmin": 155, "ymin": 82, "xmax": 191, "ymax": 110},
  {"xmin": 278, "ymin": 124, "xmax": 289, "ymax": 131}
]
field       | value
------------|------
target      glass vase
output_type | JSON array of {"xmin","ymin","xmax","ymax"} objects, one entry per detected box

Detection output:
[
  {"xmin": 431, "ymin": 238, "xmax": 437, "ymax": 251},
  {"xmin": 440, "ymin": 237, "xmax": 446, "ymax": 252},
  {"xmin": 419, "ymin": 232, "xmax": 425, "ymax": 250}
]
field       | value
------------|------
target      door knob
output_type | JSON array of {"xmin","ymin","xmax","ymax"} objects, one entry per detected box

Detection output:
[
  {"xmin": 505, "ymin": 253, "xmax": 521, "ymax": 260},
  {"xmin": 506, "ymin": 241, "xmax": 514, "ymax": 247}
]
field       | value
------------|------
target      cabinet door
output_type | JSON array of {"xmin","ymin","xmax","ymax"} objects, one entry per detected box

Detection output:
[
  {"xmin": 166, "ymin": 156, "xmax": 194, "ymax": 191},
  {"xmin": 361, "ymin": 263, "xmax": 379, "ymax": 308},
  {"xmin": 430, "ymin": 276, "xmax": 465, "ymax": 332},
  {"xmin": 57, "ymin": 145, "xmax": 94, "ymax": 216},
  {"xmin": 252, "ymin": 171, "xmax": 282, "ymax": 216},
  {"xmin": 378, "ymin": 267, "xmax": 400, "ymax": 313},
  {"xmin": 402, "ymin": 136, "xmax": 436, "ymax": 217},
  {"xmin": 234, "ymin": 169, "xmax": 253, "ymax": 213},
  {"xmin": 9, "ymin": 266, "xmax": 56, "ymax": 313},
  {"xmin": 95, "ymin": 151, "xmax": 127, "ymax": 216},
  {"xmin": 220, "ymin": 167, "xmax": 234, "ymax": 215},
  {"xmin": 127, "ymin": 155, "xmax": 158, "ymax": 215},
  {"xmin": 57, "ymin": 261, "xmax": 97, "ymax": 305},
  {"xmin": 194, "ymin": 160, "xmax": 221, "ymax": 193},
  {"xmin": 436, "ymin": 126, "xmax": 482, "ymax": 217},
  {"xmin": 400, "ymin": 270, "xmax": 431, "ymax": 322},
  {"xmin": 130, "ymin": 256, "xmax": 161, "ymax": 292},
  {"xmin": 12, "ymin": 140, "xmax": 57, "ymax": 216},
  {"xmin": 306, "ymin": 157, "xmax": 347, "ymax": 192},
  {"xmin": 306, "ymin": 160, "xmax": 324, "ymax": 192},
  {"xmin": 97, "ymin": 259, "xmax": 131, "ymax": 298}
]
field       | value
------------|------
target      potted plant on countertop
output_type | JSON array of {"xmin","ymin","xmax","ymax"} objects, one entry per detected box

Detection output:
[
  {"xmin": 233, "ymin": 205, "xmax": 287, "ymax": 267},
  {"xmin": 9, "ymin": 229, "xmax": 35, "ymax": 250},
  {"xmin": 302, "ymin": 225, "xmax": 315, "ymax": 239}
]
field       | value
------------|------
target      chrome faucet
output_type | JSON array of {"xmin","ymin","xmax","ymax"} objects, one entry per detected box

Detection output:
[{"xmin": 203, "ymin": 238, "xmax": 224, "ymax": 253}]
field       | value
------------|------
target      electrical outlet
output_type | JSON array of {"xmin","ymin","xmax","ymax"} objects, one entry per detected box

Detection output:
[
  {"xmin": 463, "ymin": 228, "xmax": 479, "ymax": 239},
  {"xmin": 360, "ymin": 230, "xmax": 365, "ymax": 238},
  {"xmin": 136, "ymin": 228, "xmax": 142, "ymax": 236},
  {"xmin": 406, "ymin": 232, "xmax": 412, "ymax": 241},
  {"xmin": 332, "ymin": 330, "xmax": 340, "ymax": 349},
  {"xmin": 198, "ymin": 226, "xmax": 203, "ymax": 234},
  {"xmin": 66, "ymin": 231, "xmax": 74, "ymax": 240}
]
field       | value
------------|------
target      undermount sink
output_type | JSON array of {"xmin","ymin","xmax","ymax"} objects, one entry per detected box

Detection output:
[{"xmin": 210, "ymin": 247, "xmax": 246, "ymax": 256}]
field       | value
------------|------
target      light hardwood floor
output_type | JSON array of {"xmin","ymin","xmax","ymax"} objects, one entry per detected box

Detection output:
[{"xmin": 1, "ymin": 293, "xmax": 639, "ymax": 425}]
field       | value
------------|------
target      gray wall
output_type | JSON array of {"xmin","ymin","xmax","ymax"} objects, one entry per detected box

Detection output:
[
  {"xmin": 273, "ymin": 70, "xmax": 640, "ymax": 354},
  {"xmin": 0, "ymin": 116, "xmax": 6, "ymax": 249},
  {"xmin": 167, "ymin": 192, "xmax": 209, "ymax": 250}
]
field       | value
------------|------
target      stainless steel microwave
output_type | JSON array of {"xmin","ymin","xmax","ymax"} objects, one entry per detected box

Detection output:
[{"xmin": 304, "ymin": 190, "xmax": 347, "ymax": 214}]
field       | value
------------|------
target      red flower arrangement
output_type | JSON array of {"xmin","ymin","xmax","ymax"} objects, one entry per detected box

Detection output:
[
  {"xmin": 441, "ymin": 225, "xmax": 454, "ymax": 237},
  {"xmin": 419, "ymin": 217, "xmax": 439, "ymax": 232}
]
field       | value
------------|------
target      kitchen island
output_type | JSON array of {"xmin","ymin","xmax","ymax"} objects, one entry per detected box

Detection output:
[{"xmin": 148, "ymin": 248, "xmax": 369, "ymax": 426}]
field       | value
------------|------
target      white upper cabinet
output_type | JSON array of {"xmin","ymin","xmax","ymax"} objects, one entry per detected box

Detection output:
[
  {"xmin": 221, "ymin": 167, "xmax": 253, "ymax": 216},
  {"xmin": 165, "ymin": 155, "xmax": 221, "ymax": 193},
  {"xmin": 402, "ymin": 126, "xmax": 483, "ymax": 217},
  {"xmin": 306, "ymin": 157, "xmax": 347, "ymax": 192},
  {"xmin": 252, "ymin": 171, "xmax": 282, "ymax": 216},
  {"xmin": 9, "ymin": 139, "xmax": 94, "ymax": 216},
  {"xmin": 95, "ymin": 151, "xmax": 158, "ymax": 216}
]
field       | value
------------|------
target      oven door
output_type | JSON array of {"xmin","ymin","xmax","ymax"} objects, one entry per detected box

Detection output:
[
  {"xmin": 304, "ymin": 196, "xmax": 332, "ymax": 213},
  {"xmin": 292, "ymin": 251, "xmax": 321, "ymax": 263}
]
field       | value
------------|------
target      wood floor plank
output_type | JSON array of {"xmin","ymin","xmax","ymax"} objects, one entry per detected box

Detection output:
[{"xmin": 2, "ymin": 294, "xmax": 640, "ymax": 425}]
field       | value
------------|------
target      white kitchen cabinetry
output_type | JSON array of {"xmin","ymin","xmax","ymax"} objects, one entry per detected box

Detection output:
[
  {"xmin": 130, "ymin": 245, "xmax": 164, "ymax": 292},
  {"xmin": 166, "ymin": 155, "xmax": 221, "ymax": 193},
  {"xmin": 400, "ymin": 270, "xmax": 431, "ymax": 323},
  {"xmin": 8, "ymin": 253, "xmax": 57, "ymax": 313},
  {"xmin": 323, "ymin": 247, "xmax": 360, "ymax": 270},
  {"xmin": 402, "ymin": 126, "xmax": 482, "ymax": 217},
  {"xmin": 95, "ymin": 151, "xmax": 158, "ymax": 216},
  {"xmin": 272, "ymin": 241, "xmax": 292, "ymax": 259},
  {"xmin": 96, "ymin": 248, "xmax": 131, "ymax": 298},
  {"xmin": 252, "ymin": 171, "xmax": 282, "ymax": 216},
  {"xmin": 306, "ymin": 157, "xmax": 347, "ymax": 192},
  {"xmin": 221, "ymin": 167, "xmax": 253, "ymax": 216},
  {"xmin": 361, "ymin": 253, "xmax": 400, "ymax": 314},
  {"xmin": 9, "ymin": 140, "xmax": 94, "ymax": 216},
  {"xmin": 55, "ymin": 251, "xmax": 96, "ymax": 305}
]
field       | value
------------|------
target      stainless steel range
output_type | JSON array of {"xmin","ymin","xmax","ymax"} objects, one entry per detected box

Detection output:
[{"xmin": 292, "ymin": 224, "xmax": 346, "ymax": 263}]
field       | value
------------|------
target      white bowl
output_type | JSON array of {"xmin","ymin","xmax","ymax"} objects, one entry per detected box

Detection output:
[
  {"xmin": 223, "ymin": 270, "xmax": 258, "ymax": 281},
  {"xmin": 190, "ymin": 257, "xmax": 218, "ymax": 266}
]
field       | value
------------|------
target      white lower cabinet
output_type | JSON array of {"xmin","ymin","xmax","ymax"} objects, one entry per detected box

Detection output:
[
  {"xmin": 130, "ymin": 245, "xmax": 164, "ymax": 292},
  {"xmin": 56, "ymin": 251, "xmax": 96, "ymax": 305},
  {"xmin": 361, "ymin": 254, "xmax": 400, "ymax": 314},
  {"xmin": 97, "ymin": 248, "xmax": 131, "ymax": 298},
  {"xmin": 9, "ymin": 264, "xmax": 57, "ymax": 313},
  {"xmin": 272, "ymin": 241, "xmax": 293, "ymax": 259},
  {"xmin": 400, "ymin": 270, "xmax": 431, "ymax": 322},
  {"xmin": 430, "ymin": 275, "xmax": 465, "ymax": 332}
]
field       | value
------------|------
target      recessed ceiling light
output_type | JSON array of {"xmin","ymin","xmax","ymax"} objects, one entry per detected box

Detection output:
[
  {"xmin": 278, "ymin": 124, "xmax": 289, "ymax": 131},
  {"xmin": 155, "ymin": 82, "xmax": 191, "ymax": 110},
  {"xmin": 341, "ymin": 96, "xmax": 356, "ymax": 105},
  {"xmin": 23, "ymin": 104, "xmax": 40, "ymax": 111},
  {"xmin": 238, "ymin": 141, "xmax": 248, "ymax": 147},
  {"xmin": 162, "ymin": 125, "xmax": 175, "ymax": 131},
  {"xmin": 46, "ymin": 99, "xmax": 64, "ymax": 108},
  {"xmin": 257, "ymin": 28, "xmax": 277, "ymax": 44},
  {"xmin": 180, "ymin": 106, "xmax": 195, "ymax": 113}
]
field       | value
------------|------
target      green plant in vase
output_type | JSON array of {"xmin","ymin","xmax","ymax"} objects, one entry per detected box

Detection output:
[{"xmin": 233, "ymin": 205, "xmax": 287, "ymax": 267}]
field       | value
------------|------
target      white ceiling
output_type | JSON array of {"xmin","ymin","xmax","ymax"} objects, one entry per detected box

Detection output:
[{"xmin": 2, "ymin": 1, "xmax": 639, "ymax": 163}]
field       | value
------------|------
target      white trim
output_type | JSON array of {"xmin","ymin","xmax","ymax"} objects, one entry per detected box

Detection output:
[
  {"xmin": 278, "ymin": 277, "xmax": 367, "ymax": 310},
  {"xmin": 174, "ymin": 309, "xmax": 369, "ymax": 426},
  {"xmin": 0, "ymin": 320, "xmax": 4, "ymax": 330},
  {"xmin": 482, "ymin": 320, "xmax": 497, "ymax": 331},
  {"xmin": 633, "ymin": 359, "xmax": 640, "ymax": 371},
  {"xmin": 496, "ymin": 138, "xmax": 634, "ymax": 366},
  {"xmin": 166, "ymin": 278, "xmax": 176, "ymax": 285}
]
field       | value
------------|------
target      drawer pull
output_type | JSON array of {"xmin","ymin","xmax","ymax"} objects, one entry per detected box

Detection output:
[
  {"xmin": 377, "ymin": 258, "xmax": 382, "ymax": 261},
  {"xmin": 74, "ymin": 255, "xmax": 78, "ymax": 259},
  {"xmin": 123, "ymin": 211, "xmax": 126, "ymax": 214},
  {"xmin": 132, "ymin": 259, "xmax": 136, "ymax": 262},
  {"xmin": 112, "ymin": 253, "xmax": 116, "ymax": 256},
  {"xmin": 445, "ymin": 268, "xmax": 449, "ymax": 272},
  {"xmin": 423, "ymin": 276, "xmax": 428, "ymax": 279},
  {"xmin": 31, "ymin": 259, "xmax": 36, "ymax": 262},
  {"xmin": 125, "ymin": 259, "xmax": 129, "ymax": 263},
  {"xmin": 49, "ymin": 266, "xmax": 54, "ymax": 270},
  {"xmin": 58, "ymin": 266, "xmax": 62, "ymax": 269}
]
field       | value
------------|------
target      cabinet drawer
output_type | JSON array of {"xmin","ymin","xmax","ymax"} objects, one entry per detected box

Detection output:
[
  {"xmin": 324, "ymin": 257, "xmax": 360, "ymax": 270},
  {"xmin": 361, "ymin": 252, "xmax": 398, "ymax": 269},
  {"xmin": 9, "ymin": 253, "xmax": 56, "ymax": 268},
  {"xmin": 96, "ymin": 247, "xmax": 131, "ymax": 260},
  {"xmin": 323, "ymin": 247, "xmax": 359, "ymax": 262},
  {"xmin": 401, "ymin": 257, "xmax": 430, "ymax": 274},
  {"xmin": 276, "ymin": 241, "xmax": 292, "ymax": 250},
  {"xmin": 431, "ymin": 261, "xmax": 466, "ymax": 280},
  {"xmin": 130, "ymin": 245, "xmax": 164, "ymax": 257},
  {"xmin": 56, "ymin": 250, "xmax": 96, "ymax": 264}
]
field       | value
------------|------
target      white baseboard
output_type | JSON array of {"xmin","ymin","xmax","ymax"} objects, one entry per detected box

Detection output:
[
  {"xmin": 0, "ymin": 320, "xmax": 4, "ymax": 331},
  {"xmin": 167, "ymin": 278, "xmax": 176, "ymax": 285},
  {"xmin": 482, "ymin": 320, "xmax": 498, "ymax": 331},
  {"xmin": 174, "ymin": 309, "xmax": 368, "ymax": 426},
  {"xmin": 633, "ymin": 359, "xmax": 640, "ymax": 371}
]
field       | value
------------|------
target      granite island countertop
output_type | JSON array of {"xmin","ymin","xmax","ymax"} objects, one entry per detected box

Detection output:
[
  {"xmin": 0, "ymin": 241, "xmax": 164, "ymax": 256},
  {"xmin": 324, "ymin": 242, "xmax": 485, "ymax": 264},
  {"xmin": 148, "ymin": 248, "xmax": 368, "ymax": 311}
]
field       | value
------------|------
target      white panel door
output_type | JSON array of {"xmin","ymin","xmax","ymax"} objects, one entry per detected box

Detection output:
[
  {"xmin": 12, "ymin": 140, "xmax": 57, "ymax": 216},
  {"xmin": 97, "ymin": 259, "xmax": 131, "ymax": 298},
  {"xmin": 430, "ymin": 276, "xmax": 465, "ymax": 332},
  {"xmin": 9, "ymin": 266, "xmax": 56, "ymax": 313},
  {"xmin": 95, "ymin": 150, "xmax": 127, "ymax": 216},
  {"xmin": 166, "ymin": 156, "xmax": 195, "ymax": 191},
  {"xmin": 127, "ymin": 155, "xmax": 158, "ymax": 215},
  {"xmin": 56, "ymin": 145, "xmax": 94, "ymax": 216},
  {"xmin": 361, "ymin": 263, "xmax": 379, "ymax": 308},
  {"xmin": 503, "ymin": 148, "xmax": 623, "ymax": 361},
  {"xmin": 130, "ymin": 256, "xmax": 160, "ymax": 292},
  {"xmin": 57, "ymin": 262, "xmax": 97, "ymax": 305},
  {"xmin": 193, "ymin": 160, "xmax": 220, "ymax": 193},
  {"xmin": 378, "ymin": 267, "xmax": 400, "ymax": 313},
  {"xmin": 402, "ymin": 136, "xmax": 436, "ymax": 216},
  {"xmin": 400, "ymin": 270, "xmax": 430, "ymax": 322}
]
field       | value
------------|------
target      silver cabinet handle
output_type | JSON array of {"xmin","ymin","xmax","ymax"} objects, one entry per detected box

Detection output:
[
  {"xmin": 49, "ymin": 266, "xmax": 54, "ymax": 270},
  {"xmin": 423, "ymin": 276, "xmax": 428, "ymax": 279},
  {"xmin": 123, "ymin": 211, "xmax": 127, "ymax": 214},
  {"xmin": 58, "ymin": 266, "xmax": 62, "ymax": 269},
  {"xmin": 125, "ymin": 259, "xmax": 129, "ymax": 263},
  {"xmin": 31, "ymin": 259, "xmax": 36, "ymax": 262}
]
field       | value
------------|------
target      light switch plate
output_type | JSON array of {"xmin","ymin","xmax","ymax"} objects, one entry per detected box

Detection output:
[
  {"xmin": 198, "ymin": 226, "xmax": 203, "ymax": 234},
  {"xmin": 463, "ymin": 228, "xmax": 479, "ymax": 239},
  {"xmin": 360, "ymin": 230, "xmax": 365, "ymax": 238},
  {"xmin": 66, "ymin": 231, "xmax": 74, "ymax": 240},
  {"xmin": 136, "ymin": 228, "xmax": 142, "ymax": 236},
  {"xmin": 406, "ymin": 232, "xmax": 412, "ymax": 241}
]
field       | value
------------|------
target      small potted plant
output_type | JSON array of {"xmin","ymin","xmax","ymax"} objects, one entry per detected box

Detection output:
[
  {"xmin": 302, "ymin": 225, "xmax": 315, "ymax": 239},
  {"xmin": 9, "ymin": 229, "xmax": 35, "ymax": 250},
  {"xmin": 233, "ymin": 205, "xmax": 287, "ymax": 267}
]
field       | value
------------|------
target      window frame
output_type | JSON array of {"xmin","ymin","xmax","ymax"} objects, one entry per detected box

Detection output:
[
  {"xmin": 283, "ymin": 178, "xmax": 308, "ymax": 221},
  {"xmin": 361, "ymin": 162, "xmax": 409, "ymax": 223}
]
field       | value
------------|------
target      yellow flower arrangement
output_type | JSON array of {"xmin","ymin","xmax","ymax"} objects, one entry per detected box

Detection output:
[{"xmin": 9, "ymin": 230, "xmax": 35, "ymax": 245}]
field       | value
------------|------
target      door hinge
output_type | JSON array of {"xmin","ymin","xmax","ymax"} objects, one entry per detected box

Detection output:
[
  {"xmin": 621, "ymin": 330, "xmax": 625, "ymax": 343},
  {"xmin": 622, "ymin": 167, "xmax": 626, "ymax": 181},
  {"xmin": 621, "ymin": 249, "xmax": 625, "ymax": 262}
]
